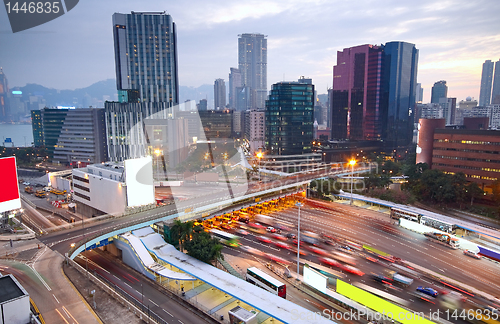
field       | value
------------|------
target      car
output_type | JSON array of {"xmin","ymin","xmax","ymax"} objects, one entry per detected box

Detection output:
[
  {"xmin": 319, "ymin": 257, "xmax": 341, "ymax": 268},
  {"xmin": 22, "ymin": 182, "xmax": 30, "ymax": 186},
  {"xmin": 463, "ymin": 249, "xmax": 481, "ymax": 259},
  {"xmin": 271, "ymin": 233, "xmax": 287, "ymax": 241},
  {"xmin": 220, "ymin": 224, "xmax": 231, "ymax": 230},
  {"xmin": 266, "ymin": 226, "xmax": 276, "ymax": 233},
  {"xmin": 286, "ymin": 233, "xmax": 296, "ymax": 239},
  {"xmin": 342, "ymin": 265, "xmax": 365, "ymax": 276},
  {"xmin": 274, "ymin": 241, "xmax": 291, "ymax": 250},
  {"xmin": 256, "ymin": 236, "xmax": 272, "ymax": 244},
  {"xmin": 416, "ymin": 286, "xmax": 438, "ymax": 297},
  {"xmin": 236, "ymin": 229, "xmax": 249, "ymax": 236}
]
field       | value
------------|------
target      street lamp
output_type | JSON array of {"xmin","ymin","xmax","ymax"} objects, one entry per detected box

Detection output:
[
  {"xmin": 256, "ymin": 151, "xmax": 263, "ymax": 181},
  {"xmin": 349, "ymin": 159, "xmax": 356, "ymax": 205},
  {"xmin": 295, "ymin": 201, "xmax": 302, "ymax": 280}
]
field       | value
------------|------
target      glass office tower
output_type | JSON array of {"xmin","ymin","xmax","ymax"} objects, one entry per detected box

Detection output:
[
  {"xmin": 265, "ymin": 82, "xmax": 314, "ymax": 155},
  {"xmin": 113, "ymin": 11, "xmax": 178, "ymax": 105}
]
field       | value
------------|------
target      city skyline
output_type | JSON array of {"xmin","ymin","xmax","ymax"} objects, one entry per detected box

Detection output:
[{"xmin": 0, "ymin": 0, "xmax": 499, "ymax": 102}]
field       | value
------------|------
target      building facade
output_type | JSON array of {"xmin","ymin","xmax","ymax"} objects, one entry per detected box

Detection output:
[
  {"xmin": 479, "ymin": 60, "xmax": 494, "ymax": 107},
  {"xmin": 265, "ymin": 82, "xmax": 314, "ymax": 155},
  {"xmin": 382, "ymin": 41, "xmax": 419, "ymax": 148},
  {"xmin": 198, "ymin": 110, "xmax": 233, "ymax": 139},
  {"xmin": 432, "ymin": 129, "xmax": 500, "ymax": 191},
  {"xmin": 112, "ymin": 11, "xmax": 178, "ymax": 104},
  {"xmin": 31, "ymin": 108, "xmax": 108, "ymax": 166},
  {"xmin": 105, "ymin": 101, "xmax": 171, "ymax": 161},
  {"xmin": 31, "ymin": 110, "xmax": 43, "ymax": 147},
  {"xmin": 330, "ymin": 41, "xmax": 418, "ymax": 148},
  {"xmin": 331, "ymin": 44, "xmax": 385, "ymax": 141},
  {"xmin": 245, "ymin": 109, "xmax": 265, "ymax": 154},
  {"xmin": 214, "ymin": 78, "xmax": 226, "ymax": 110},
  {"xmin": 238, "ymin": 33, "xmax": 267, "ymax": 109},
  {"xmin": 229, "ymin": 68, "xmax": 242, "ymax": 110},
  {"xmin": 0, "ymin": 68, "xmax": 10, "ymax": 122},
  {"xmin": 431, "ymin": 80, "xmax": 447, "ymax": 104},
  {"xmin": 492, "ymin": 60, "xmax": 500, "ymax": 104}
]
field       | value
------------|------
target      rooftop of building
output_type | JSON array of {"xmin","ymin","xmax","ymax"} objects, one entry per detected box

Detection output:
[
  {"xmin": 434, "ymin": 128, "xmax": 500, "ymax": 136},
  {"xmin": 0, "ymin": 275, "xmax": 28, "ymax": 304}
]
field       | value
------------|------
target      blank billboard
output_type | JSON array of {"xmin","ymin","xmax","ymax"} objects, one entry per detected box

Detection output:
[
  {"xmin": 303, "ymin": 265, "xmax": 327, "ymax": 293},
  {"xmin": 0, "ymin": 157, "xmax": 21, "ymax": 213},
  {"xmin": 124, "ymin": 156, "xmax": 155, "ymax": 207}
]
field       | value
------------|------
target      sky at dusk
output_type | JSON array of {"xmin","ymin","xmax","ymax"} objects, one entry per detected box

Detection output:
[{"xmin": 1, "ymin": 0, "xmax": 499, "ymax": 103}]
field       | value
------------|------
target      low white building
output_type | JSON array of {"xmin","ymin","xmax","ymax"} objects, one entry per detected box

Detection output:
[
  {"xmin": 72, "ymin": 156, "xmax": 155, "ymax": 217},
  {"xmin": 0, "ymin": 274, "xmax": 30, "ymax": 324}
]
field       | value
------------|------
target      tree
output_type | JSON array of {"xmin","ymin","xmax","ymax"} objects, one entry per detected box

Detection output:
[
  {"xmin": 466, "ymin": 182, "xmax": 484, "ymax": 206},
  {"xmin": 184, "ymin": 230, "xmax": 224, "ymax": 265}
]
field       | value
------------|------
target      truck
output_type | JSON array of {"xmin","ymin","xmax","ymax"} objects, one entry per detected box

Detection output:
[
  {"xmin": 24, "ymin": 186, "xmax": 34, "ymax": 194},
  {"xmin": 424, "ymin": 232, "xmax": 459, "ymax": 249},
  {"xmin": 254, "ymin": 214, "xmax": 274, "ymax": 226},
  {"xmin": 388, "ymin": 271, "xmax": 414, "ymax": 287},
  {"xmin": 35, "ymin": 190, "xmax": 46, "ymax": 198},
  {"xmin": 50, "ymin": 188, "xmax": 67, "ymax": 195}
]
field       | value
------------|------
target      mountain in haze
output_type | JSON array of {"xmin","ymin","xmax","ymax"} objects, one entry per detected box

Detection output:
[
  {"xmin": 15, "ymin": 79, "xmax": 214, "ymax": 109},
  {"xmin": 16, "ymin": 79, "xmax": 118, "ymax": 108}
]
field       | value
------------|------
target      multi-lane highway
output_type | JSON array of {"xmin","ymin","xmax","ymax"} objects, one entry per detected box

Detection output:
[{"xmin": 217, "ymin": 199, "xmax": 500, "ymax": 320}]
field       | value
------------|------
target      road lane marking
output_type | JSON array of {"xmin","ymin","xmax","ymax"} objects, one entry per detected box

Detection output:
[
  {"xmin": 149, "ymin": 299, "xmax": 158, "ymax": 307},
  {"xmin": 29, "ymin": 265, "xmax": 51, "ymax": 291},
  {"xmin": 164, "ymin": 309, "xmax": 173, "ymax": 317},
  {"xmin": 63, "ymin": 306, "xmax": 80, "ymax": 324},
  {"xmin": 55, "ymin": 309, "xmax": 70, "ymax": 324},
  {"xmin": 53, "ymin": 294, "xmax": 60, "ymax": 303},
  {"xmin": 123, "ymin": 282, "xmax": 133, "ymax": 289}
]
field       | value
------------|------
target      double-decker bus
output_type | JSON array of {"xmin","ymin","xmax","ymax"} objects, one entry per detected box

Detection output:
[
  {"xmin": 246, "ymin": 267, "xmax": 286, "ymax": 298},
  {"xmin": 390, "ymin": 207, "xmax": 421, "ymax": 222},
  {"xmin": 210, "ymin": 229, "xmax": 240, "ymax": 247}
]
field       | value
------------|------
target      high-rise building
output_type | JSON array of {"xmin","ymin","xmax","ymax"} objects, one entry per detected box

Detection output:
[
  {"xmin": 229, "ymin": 68, "xmax": 242, "ymax": 109},
  {"xmin": 438, "ymin": 97, "xmax": 456, "ymax": 125},
  {"xmin": 197, "ymin": 99, "xmax": 208, "ymax": 111},
  {"xmin": 236, "ymin": 86, "xmax": 251, "ymax": 111},
  {"xmin": 492, "ymin": 60, "xmax": 500, "ymax": 104},
  {"xmin": 431, "ymin": 81, "xmax": 448, "ymax": 104},
  {"xmin": 330, "ymin": 44, "xmax": 384, "ymax": 141},
  {"xmin": 32, "ymin": 108, "xmax": 108, "ymax": 166},
  {"xmin": 265, "ymin": 82, "xmax": 314, "ymax": 155},
  {"xmin": 112, "ymin": 11, "xmax": 178, "ymax": 104},
  {"xmin": 479, "ymin": 60, "xmax": 494, "ymax": 106},
  {"xmin": 245, "ymin": 109, "xmax": 265, "ymax": 154},
  {"xmin": 416, "ymin": 83, "xmax": 423, "ymax": 103},
  {"xmin": 31, "ymin": 110, "xmax": 43, "ymax": 147},
  {"xmin": 214, "ymin": 79, "xmax": 226, "ymax": 110},
  {"xmin": 382, "ymin": 41, "xmax": 419, "ymax": 148},
  {"xmin": 238, "ymin": 33, "xmax": 267, "ymax": 109},
  {"xmin": 0, "ymin": 68, "xmax": 10, "ymax": 122}
]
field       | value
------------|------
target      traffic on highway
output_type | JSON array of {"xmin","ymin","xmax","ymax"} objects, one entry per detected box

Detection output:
[{"xmin": 199, "ymin": 195, "xmax": 500, "ymax": 323}]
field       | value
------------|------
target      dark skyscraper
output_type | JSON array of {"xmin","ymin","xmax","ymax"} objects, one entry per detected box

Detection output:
[
  {"xmin": 265, "ymin": 82, "xmax": 314, "ymax": 155},
  {"xmin": 479, "ymin": 60, "xmax": 494, "ymax": 106},
  {"xmin": 382, "ymin": 41, "xmax": 419, "ymax": 148},
  {"xmin": 112, "ymin": 11, "xmax": 178, "ymax": 105},
  {"xmin": 330, "ymin": 44, "xmax": 384, "ymax": 141},
  {"xmin": 431, "ymin": 80, "xmax": 448, "ymax": 104},
  {"xmin": 238, "ymin": 33, "xmax": 267, "ymax": 109}
]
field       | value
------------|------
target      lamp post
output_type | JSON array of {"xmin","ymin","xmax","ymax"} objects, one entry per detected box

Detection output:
[
  {"xmin": 349, "ymin": 159, "xmax": 356, "ymax": 205},
  {"xmin": 256, "ymin": 151, "xmax": 263, "ymax": 181},
  {"xmin": 295, "ymin": 201, "xmax": 302, "ymax": 280}
]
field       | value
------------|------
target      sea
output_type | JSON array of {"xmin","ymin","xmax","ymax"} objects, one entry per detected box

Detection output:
[{"xmin": 0, "ymin": 123, "xmax": 34, "ymax": 147}]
